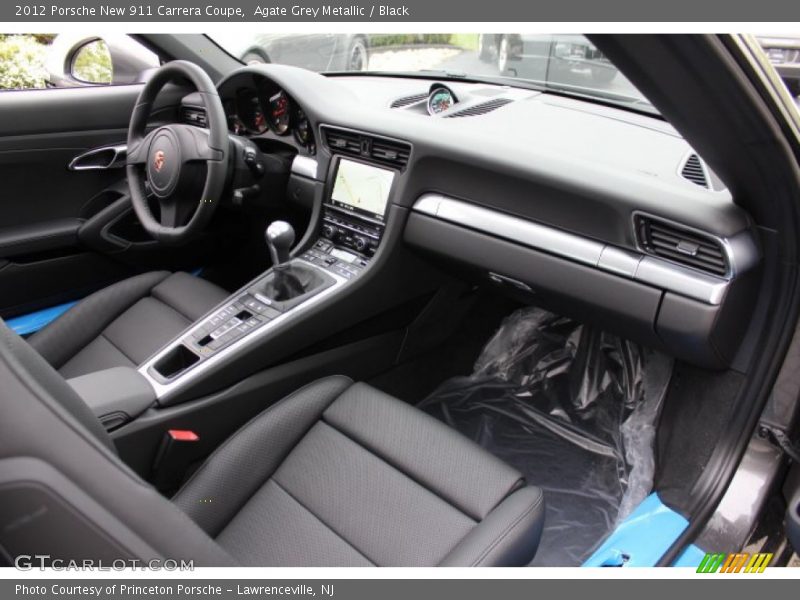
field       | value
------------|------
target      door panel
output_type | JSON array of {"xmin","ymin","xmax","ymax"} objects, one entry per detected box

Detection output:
[{"xmin": 0, "ymin": 83, "xmax": 219, "ymax": 319}]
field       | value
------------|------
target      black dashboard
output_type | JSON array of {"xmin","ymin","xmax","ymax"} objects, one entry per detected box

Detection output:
[{"xmin": 180, "ymin": 64, "xmax": 762, "ymax": 370}]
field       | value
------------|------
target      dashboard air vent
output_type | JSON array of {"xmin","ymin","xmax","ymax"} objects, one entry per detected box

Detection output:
[
  {"xmin": 322, "ymin": 127, "xmax": 411, "ymax": 170},
  {"xmin": 390, "ymin": 93, "xmax": 428, "ymax": 108},
  {"xmin": 323, "ymin": 128, "xmax": 361, "ymax": 154},
  {"xmin": 181, "ymin": 107, "xmax": 207, "ymax": 128},
  {"xmin": 680, "ymin": 153, "xmax": 709, "ymax": 188},
  {"xmin": 446, "ymin": 98, "xmax": 513, "ymax": 118},
  {"xmin": 635, "ymin": 215, "xmax": 728, "ymax": 277}
]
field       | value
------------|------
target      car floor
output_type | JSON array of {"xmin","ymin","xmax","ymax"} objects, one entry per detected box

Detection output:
[{"xmin": 369, "ymin": 295, "xmax": 673, "ymax": 566}]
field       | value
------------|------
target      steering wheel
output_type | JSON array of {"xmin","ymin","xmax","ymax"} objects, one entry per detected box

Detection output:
[{"xmin": 126, "ymin": 61, "xmax": 229, "ymax": 245}]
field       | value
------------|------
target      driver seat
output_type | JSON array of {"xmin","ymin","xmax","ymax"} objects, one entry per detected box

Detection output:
[{"xmin": 28, "ymin": 271, "xmax": 228, "ymax": 378}]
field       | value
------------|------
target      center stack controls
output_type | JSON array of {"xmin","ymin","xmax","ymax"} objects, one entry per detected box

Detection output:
[{"xmin": 320, "ymin": 205, "xmax": 383, "ymax": 256}]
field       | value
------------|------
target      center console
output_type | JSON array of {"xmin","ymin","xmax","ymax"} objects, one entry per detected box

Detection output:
[
  {"xmin": 139, "ymin": 155, "xmax": 397, "ymax": 401},
  {"xmin": 301, "ymin": 157, "xmax": 393, "ymax": 277}
]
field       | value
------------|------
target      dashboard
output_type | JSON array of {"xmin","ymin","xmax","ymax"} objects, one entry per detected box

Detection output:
[{"xmin": 180, "ymin": 64, "xmax": 761, "ymax": 370}]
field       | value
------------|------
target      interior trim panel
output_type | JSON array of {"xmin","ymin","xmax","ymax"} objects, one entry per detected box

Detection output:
[{"xmin": 412, "ymin": 194, "xmax": 759, "ymax": 306}]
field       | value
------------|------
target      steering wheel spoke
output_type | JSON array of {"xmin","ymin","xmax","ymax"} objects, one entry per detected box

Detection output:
[
  {"xmin": 158, "ymin": 196, "xmax": 195, "ymax": 228},
  {"xmin": 126, "ymin": 131, "xmax": 157, "ymax": 166},
  {"xmin": 173, "ymin": 124, "xmax": 225, "ymax": 163}
]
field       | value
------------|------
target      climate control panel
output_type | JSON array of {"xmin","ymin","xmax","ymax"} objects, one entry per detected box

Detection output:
[{"xmin": 320, "ymin": 206, "xmax": 383, "ymax": 257}]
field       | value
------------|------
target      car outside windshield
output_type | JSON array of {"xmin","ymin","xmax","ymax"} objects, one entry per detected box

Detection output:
[{"xmin": 208, "ymin": 33, "xmax": 657, "ymax": 115}]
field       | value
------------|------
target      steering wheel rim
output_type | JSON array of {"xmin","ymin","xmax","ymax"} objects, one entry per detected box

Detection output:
[{"xmin": 126, "ymin": 60, "xmax": 228, "ymax": 245}]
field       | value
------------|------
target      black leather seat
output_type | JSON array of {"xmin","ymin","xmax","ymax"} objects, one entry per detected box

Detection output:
[
  {"xmin": 0, "ymin": 317, "xmax": 545, "ymax": 566},
  {"xmin": 173, "ymin": 376, "xmax": 545, "ymax": 566},
  {"xmin": 28, "ymin": 271, "xmax": 228, "ymax": 378}
]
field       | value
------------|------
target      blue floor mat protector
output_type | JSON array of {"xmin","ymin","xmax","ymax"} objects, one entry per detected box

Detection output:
[
  {"xmin": 583, "ymin": 493, "xmax": 691, "ymax": 567},
  {"xmin": 5, "ymin": 301, "xmax": 78, "ymax": 336},
  {"xmin": 6, "ymin": 269, "xmax": 205, "ymax": 336}
]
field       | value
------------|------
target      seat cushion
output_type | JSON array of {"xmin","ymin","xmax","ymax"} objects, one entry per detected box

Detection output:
[
  {"xmin": 173, "ymin": 376, "xmax": 544, "ymax": 566},
  {"xmin": 28, "ymin": 271, "xmax": 228, "ymax": 379}
]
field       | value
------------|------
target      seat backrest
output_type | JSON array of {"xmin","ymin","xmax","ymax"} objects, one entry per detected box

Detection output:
[{"xmin": 0, "ymin": 320, "xmax": 235, "ymax": 567}]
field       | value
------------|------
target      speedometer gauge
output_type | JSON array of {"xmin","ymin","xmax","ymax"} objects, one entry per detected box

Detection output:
[
  {"xmin": 268, "ymin": 90, "xmax": 291, "ymax": 135},
  {"xmin": 427, "ymin": 86, "xmax": 456, "ymax": 115}
]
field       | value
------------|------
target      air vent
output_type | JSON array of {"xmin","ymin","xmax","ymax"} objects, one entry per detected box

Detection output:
[
  {"xmin": 635, "ymin": 215, "xmax": 728, "ymax": 277},
  {"xmin": 390, "ymin": 92, "xmax": 428, "ymax": 108},
  {"xmin": 322, "ymin": 127, "xmax": 411, "ymax": 170},
  {"xmin": 181, "ymin": 106, "xmax": 207, "ymax": 128},
  {"xmin": 680, "ymin": 153, "xmax": 709, "ymax": 188},
  {"xmin": 446, "ymin": 98, "xmax": 513, "ymax": 118},
  {"xmin": 323, "ymin": 128, "xmax": 361, "ymax": 154}
]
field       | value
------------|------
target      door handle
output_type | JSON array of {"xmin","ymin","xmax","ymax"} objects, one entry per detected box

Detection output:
[{"xmin": 68, "ymin": 145, "xmax": 127, "ymax": 171}]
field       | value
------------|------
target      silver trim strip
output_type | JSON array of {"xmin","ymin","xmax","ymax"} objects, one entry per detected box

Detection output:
[
  {"xmin": 138, "ymin": 259, "xmax": 348, "ymax": 400},
  {"xmin": 68, "ymin": 145, "xmax": 127, "ymax": 171},
  {"xmin": 290, "ymin": 155, "xmax": 319, "ymax": 180},
  {"xmin": 417, "ymin": 193, "xmax": 605, "ymax": 267},
  {"xmin": 598, "ymin": 246, "xmax": 642, "ymax": 278},
  {"xmin": 636, "ymin": 256, "xmax": 728, "ymax": 305},
  {"xmin": 412, "ymin": 194, "xmax": 749, "ymax": 306}
]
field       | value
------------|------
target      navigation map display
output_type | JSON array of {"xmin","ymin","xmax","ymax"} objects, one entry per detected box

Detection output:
[{"xmin": 330, "ymin": 159, "xmax": 395, "ymax": 221}]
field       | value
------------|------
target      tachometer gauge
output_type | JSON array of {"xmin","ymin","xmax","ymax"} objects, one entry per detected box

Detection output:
[
  {"xmin": 427, "ymin": 86, "xmax": 456, "ymax": 115},
  {"xmin": 293, "ymin": 108, "xmax": 313, "ymax": 147},
  {"xmin": 268, "ymin": 90, "xmax": 291, "ymax": 135}
]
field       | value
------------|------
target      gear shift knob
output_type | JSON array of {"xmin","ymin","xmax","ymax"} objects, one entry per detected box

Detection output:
[{"xmin": 266, "ymin": 220, "xmax": 295, "ymax": 267}]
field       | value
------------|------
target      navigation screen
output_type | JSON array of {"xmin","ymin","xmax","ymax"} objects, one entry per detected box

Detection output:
[{"xmin": 330, "ymin": 159, "xmax": 395, "ymax": 221}]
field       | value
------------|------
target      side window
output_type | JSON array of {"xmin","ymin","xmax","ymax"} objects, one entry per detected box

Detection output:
[{"xmin": 0, "ymin": 33, "xmax": 160, "ymax": 91}]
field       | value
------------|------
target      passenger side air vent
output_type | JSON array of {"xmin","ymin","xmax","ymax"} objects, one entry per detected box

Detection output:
[
  {"xmin": 680, "ymin": 153, "xmax": 709, "ymax": 188},
  {"xmin": 635, "ymin": 215, "xmax": 728, "ymax": 277},
  {"xmin": 181, "ymin": 106, "xmax": 207, "ymax": 128},
  {"xmin": 446, "ymin": 98, "xmax": 513, "ymax": 118},
  {"xmin": 390, "ymin": 92, "xmax": 428, "ymax": 108},
  {"xmin": 322, "ymin": 127, "xmax": 411, "ymax": 170}
]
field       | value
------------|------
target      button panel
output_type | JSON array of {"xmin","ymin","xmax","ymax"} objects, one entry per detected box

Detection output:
[
  {"xmin": 185, "ymin": 293, "xmax": 282, "ymax": 356},
  {"xmin": 320, "ymin": 206, "xmax": 383, "ymax": 257},
  {"xmin": 170, "ymin": 219, "xmax": 378, "ymax": 368},
  {"xmin": 301, "ymin": 239, "xmax": 369, "ymax": 281}
]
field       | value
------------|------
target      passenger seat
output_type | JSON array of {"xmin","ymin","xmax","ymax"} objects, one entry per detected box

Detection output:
[{"xmin": 0, "ymin": 318, "xmax": 544, "ymax": 567}]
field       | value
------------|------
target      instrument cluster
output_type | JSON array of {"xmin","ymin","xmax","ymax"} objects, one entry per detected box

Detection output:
[{"xmin": 222, "ymin": 80, "xmax": 315, "ymax": 153}]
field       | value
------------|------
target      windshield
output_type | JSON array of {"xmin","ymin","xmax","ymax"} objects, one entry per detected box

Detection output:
[{"xmin": 209, "ymin": 33, "xmax": 656, "ymax": 115}]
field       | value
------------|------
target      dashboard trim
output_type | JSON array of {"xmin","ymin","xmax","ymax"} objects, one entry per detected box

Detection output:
[
  {"xmin": 290, "ymin": 155, "xmax": 319, "ymax": 180},
  {"xmin": 413, "ymin": 194, "xmax": 740, "ymax": 306}
]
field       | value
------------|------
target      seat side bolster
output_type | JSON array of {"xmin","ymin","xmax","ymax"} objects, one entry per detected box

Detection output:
[
  {"xmin": 151, "ymin": 272, "xmax": 229, "ymax": 322},
  {"xmin": 28, "ymin": 271, "xmax": 171, "ymax": 368},
  {"xmin": 172, "ymin": 375, "xmax": 353, "ymax": 537},
  {"xmin": 438, "ymin": 486, "xmax": 545, "ymax": 567}
]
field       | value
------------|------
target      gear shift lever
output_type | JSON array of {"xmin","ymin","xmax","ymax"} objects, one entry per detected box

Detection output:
[
  {"xmin": 266, "ymin": 221, "xmax": 294, "ymax": 267},
  {"xmin": 260, "ymin": 220, "xmax": 313, "ymax": 303}
]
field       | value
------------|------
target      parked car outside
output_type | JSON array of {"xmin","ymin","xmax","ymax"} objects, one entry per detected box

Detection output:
[
  {"xmin": 210, "ymin": 32, "xmax": 369, "ymax": 71},
  {"xmin": 478, "ymin": 33, "xmax": 618, "ymax": 85}
]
